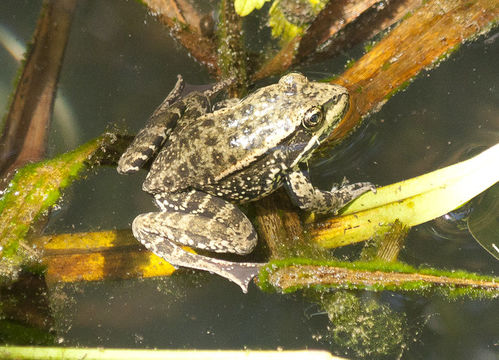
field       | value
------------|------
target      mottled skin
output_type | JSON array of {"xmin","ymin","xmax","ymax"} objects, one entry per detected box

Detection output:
[{"xmin": 118, "ymin": 73, "xmax": 374, "ymax": 292}]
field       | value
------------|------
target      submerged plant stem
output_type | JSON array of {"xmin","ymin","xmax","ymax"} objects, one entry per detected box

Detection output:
[
  {"xmin": 260, "ymin": 260, "xmax": 499, "ymax": 298},
  {"xmin": 217, "ymin": 0, "xmax": 248, "ymax": 96},
  {"xmin": 37, "ymin": 230, "xmax": 176, "ymax": 284}
]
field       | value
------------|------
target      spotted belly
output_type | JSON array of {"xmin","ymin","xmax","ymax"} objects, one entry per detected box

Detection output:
[{"xmin": 201, "ymin": 163, "xmax": 286, "ymax": 204}]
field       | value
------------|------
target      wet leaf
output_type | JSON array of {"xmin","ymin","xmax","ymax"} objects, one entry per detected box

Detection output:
[
  {"xmin": 311, "ymin": 144, "xmax": 499, "ymax": 248},
  {"xmin": 234, "ymin": 0, "xmax": 270, "ymax": 16},
  {"xmin": 39, "ymin": 230, "xmax": 176, "ymax": 284},
  {"xmin": 260, "ymin": 258, "xmax": 499, "ymax": 298},
  {"xmin": 468, "ymin": 183, "xmax": 499, "ymax": 260}
]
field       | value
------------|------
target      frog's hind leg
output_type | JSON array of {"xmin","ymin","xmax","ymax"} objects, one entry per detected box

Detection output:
[
  {"xmin": 133, "ymin": 228, "xmax": 261, "ymax": 293},
  {"xmin": 153, "ymin": 190, "xmax": 258, "ymax": 254},
  {"xmin": 132, "ymin": 191, "xmax": 261, "ymax": 292},
  {"xmin": 117, "ymin": 75, "xmax": 187, "ymax": 174}
]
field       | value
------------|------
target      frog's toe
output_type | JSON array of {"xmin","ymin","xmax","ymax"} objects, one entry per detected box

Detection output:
[
  {"xmin": 347, "ymin": 181, "xmax": 376, "ymax": 195},
  {"xmin": 224, "ymin": 262, "xmax": 263, "ymax": 293}
]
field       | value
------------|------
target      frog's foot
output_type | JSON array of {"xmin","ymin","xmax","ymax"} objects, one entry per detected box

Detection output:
[
  {"xmin": 133, "ymin": 223, "xmax": 262, "ymax": 293},
  {"xmin": 151, "ymin": 74, "xmax": 185, "ymax": 118},
  {"xmin": 285, "ymin": 163, "xmax": 376, "ymax": 214}
]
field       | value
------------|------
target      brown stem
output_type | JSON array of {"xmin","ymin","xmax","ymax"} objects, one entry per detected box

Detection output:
[
  {"xmin": 329, "ymin": 0, "xmax": 499, "ymax": 142},
  {"xmin": 300, "ymin": 0, "xmax": 423, "ymax": 65},
  {"xmin": 294, "ymin": 0, "xmax": 380, "ymax": 64},
  {"xmin": 254, "ymin": 0, "xmax": 422, "ymax": 80},
  {"xmin": 253, "ymin": 189, "xmax": 310, "ymax": 259},
  {"xmin": 0, "ymin": 0, "xmax": 77, "ymax": 180},
  {"xmin": 268, "ymin": 264, "xmax": 499, "ymax": 293},
  {"xmin": 141, "ymin": 0, "xmax": 219, "ymax": 75}
]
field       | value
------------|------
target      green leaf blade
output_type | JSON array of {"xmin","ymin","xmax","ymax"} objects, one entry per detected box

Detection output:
[{"xmin": 312, "ymin": 144, "xmax": 499, "ymax": 248}]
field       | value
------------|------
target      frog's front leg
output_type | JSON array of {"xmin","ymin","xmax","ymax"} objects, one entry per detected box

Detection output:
[
  {"xmin": 284, "ymin": 163, "xmax": 375, "ymax": 214},
  {"xmin": 132, "ymin": 190, "xmax": 261, "ymax": 292}
]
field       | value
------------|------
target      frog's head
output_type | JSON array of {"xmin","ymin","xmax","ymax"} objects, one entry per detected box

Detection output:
[{"xmin": 277, "ymin": 72, "xmax": 349, "ymax": 167}]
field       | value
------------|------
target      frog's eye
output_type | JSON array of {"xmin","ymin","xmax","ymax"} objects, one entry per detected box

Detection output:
[{"xmin": 302, "ymin": 107, "xmax": 323, "ymax": 130}]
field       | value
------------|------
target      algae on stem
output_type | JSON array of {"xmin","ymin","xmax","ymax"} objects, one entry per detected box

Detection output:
[{"xmin": 258, "ymin": 258, "xmax": 499, "ymax": 299}]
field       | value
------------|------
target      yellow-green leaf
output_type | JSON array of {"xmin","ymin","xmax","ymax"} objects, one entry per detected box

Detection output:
[
  {"xmin": 311, "ymin": 144, "xmax": 499, "ymax": 248},
  {"xmin": 38, "ymin": 230, "xmax": 177, "ymax": 284},
  {"xmin": 234, "ymin": 0, "xmax": 270, "ymax": 17},
  {"xmin": 268, "ymin": 0, "xmax": 303, "ymax": 42}
]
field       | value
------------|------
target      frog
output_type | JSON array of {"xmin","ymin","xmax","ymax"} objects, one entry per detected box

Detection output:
[{"xmin": 117, "ymin": 72, "xmax": 374, "ymax": 293}]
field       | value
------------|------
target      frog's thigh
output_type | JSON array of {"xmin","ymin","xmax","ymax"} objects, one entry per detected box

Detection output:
[
  {"xmin": 132, "ymin": 216, "xmax": 261, "ymax": 293},
  {"xmin": 285, "ymin": 164, "xmax": 374, "ymax": 214},
  {"xmin": 212, "ymin": 97, "xmax": 240, "ymax": 111},
  {"xmin": 140, "ymin": 191, "xmax": 257, "ymax": 255}
]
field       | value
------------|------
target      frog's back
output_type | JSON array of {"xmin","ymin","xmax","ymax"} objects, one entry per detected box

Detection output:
[
  {"xmin": 142, "ymin": 73, "xmax": 349, "ymax": 196},
  {"xmin": 142, "ymin": 89, "xmax": 300, "ymax": 195}
]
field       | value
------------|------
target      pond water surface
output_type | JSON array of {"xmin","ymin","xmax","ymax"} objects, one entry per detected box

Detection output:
[{"xmin": 1, "ymin": 1, "xmax": 498, "ymax": 359}]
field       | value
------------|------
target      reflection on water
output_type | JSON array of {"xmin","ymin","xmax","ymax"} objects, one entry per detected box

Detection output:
[
  {"xmin": 0, "ymin": 0, "xmax": 498, "ymax": 359},
  {"xmin": 429, "ymin": 202, "xmax": 473, "ymax": 241},
  {"xmin": 468, "ymin": 184, "xmax": 499, "ymax": 260}
]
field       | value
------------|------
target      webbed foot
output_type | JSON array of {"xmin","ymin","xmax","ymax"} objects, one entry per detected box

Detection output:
[{"xmin": 135, "ymin": 230, "xmax": 262, "ymax": 293}]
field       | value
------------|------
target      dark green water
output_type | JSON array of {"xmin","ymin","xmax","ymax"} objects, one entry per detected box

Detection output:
[{"xmin": 1, "ymin": 1, "xmax": 498, "ymax": 359}]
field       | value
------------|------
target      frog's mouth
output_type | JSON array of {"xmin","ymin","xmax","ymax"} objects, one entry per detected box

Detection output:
[{"xmin": 320, "ymin": 92, "xmax": 350, "ymax": 142}]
